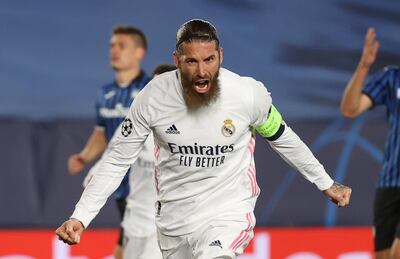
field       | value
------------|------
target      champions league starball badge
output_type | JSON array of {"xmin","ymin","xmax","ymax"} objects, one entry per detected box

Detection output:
[
  {"xmin": 121, "ymin": 118, "xmax": 133, "ymax": 137},
  {"xmin": 221, "ymin": 119, "xmax": 235, "ymax": 137}
]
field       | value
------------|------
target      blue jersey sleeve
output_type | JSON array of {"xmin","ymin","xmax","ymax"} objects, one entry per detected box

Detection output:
[
  {"xmin": 95, "ymin": 88, "xmax": 106, "ymax": 128},
  {"xmin": 362, "ymin": 66, "xmax": 396, "ymax": 107}
]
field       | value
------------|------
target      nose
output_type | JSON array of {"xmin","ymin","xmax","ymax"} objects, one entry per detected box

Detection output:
[{"xmin": 197, "ymin": 62, "xmax": 206, "ymax": 77}]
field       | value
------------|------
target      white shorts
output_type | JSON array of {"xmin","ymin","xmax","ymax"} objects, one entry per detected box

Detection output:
[
  {"xmin": 157, "ymin": 212, "xmax": 255, "ymax": 259},
  {"xmin": 123, "ymin": 233, "xmax": 162, "ymax": 259}
]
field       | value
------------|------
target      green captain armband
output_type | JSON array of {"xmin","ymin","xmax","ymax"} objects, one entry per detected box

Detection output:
[{"xmin": 255, "ymin": 105, "xmax": 284, "ymax": 140}]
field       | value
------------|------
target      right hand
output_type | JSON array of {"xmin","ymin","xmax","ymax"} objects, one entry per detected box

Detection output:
[
  {"xmin": 68, "ymin": 154, "xmax": 86, "ymax": 175},
  {"xmin": 323, "ymin": 182, "xmax": 352, "ymax": 208},
  {"xmin": 360, "ymin": 27, "xmax": 380, "ymax": 68},
  {"xmin": 55, "ymin": 219, "xmax": 85, "ymax": 245}
]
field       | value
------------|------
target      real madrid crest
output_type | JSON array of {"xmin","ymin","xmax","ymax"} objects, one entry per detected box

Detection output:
[{"xmin": 221, "ymin": 119, "xmax": 235, "ymax": 137}]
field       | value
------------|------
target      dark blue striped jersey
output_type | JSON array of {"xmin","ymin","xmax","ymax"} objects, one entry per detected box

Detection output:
[
  {"xmin": 363, "ymin": 66, "xmax": 400, "ymax": 188},
  {"xmin": 95, "ymin": 71, "xmax": 151, "ymax": 198}
]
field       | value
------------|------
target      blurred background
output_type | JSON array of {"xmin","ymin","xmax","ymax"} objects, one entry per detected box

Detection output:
[{"xmin": 1, "ymin": 0, "xmax": 399, "ymax": 258}]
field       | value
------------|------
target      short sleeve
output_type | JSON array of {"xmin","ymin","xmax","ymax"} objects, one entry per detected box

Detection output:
[
  {"xmin": 362, "ymin": 66, "xmax": 395, "ymax": 107},
  {"xmin": 95, "ymin": 89, "xmax": 106, "ymax": 128}
]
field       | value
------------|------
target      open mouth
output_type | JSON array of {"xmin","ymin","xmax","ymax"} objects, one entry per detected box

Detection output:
[{"xmin": 194, "ymin": 79, "xmax": 210, "ymax": 94}]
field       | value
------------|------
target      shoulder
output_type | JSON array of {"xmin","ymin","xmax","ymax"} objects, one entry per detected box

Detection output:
[
  {"xmin": 383, "ymin": 65, "xmax": 399, "ymax": 72},
  {"xmin": 374, "ymin": 65, "xmax": 400, "ymax": 79},
  {"xmin": 219, "ymin": 68, "xmax": 270, "ymax": 99},
  {"xmin": 147, "ymin": 70, "xmax": 179, "ymax": 94},
  {"xmin": 100, "ymin": 81, "xmax": 115, "ymax": 90},
  {"xmin": 140, "ymin": 71, "xmax": 152, "ymax": 85},
  {"xmin": 135, "ymin": 70, "xmax": 179, "ymax": 103},
  {"xmin": 220, "ymin": 68, "xmax": 268, "ymax": 87},
  {"xmin": 368, "ymin": 66, "xmax": 400, "ymax": 88},
  {"xmin": 95, "ymin": 82, "xmax": 116, "ymax": 100}
]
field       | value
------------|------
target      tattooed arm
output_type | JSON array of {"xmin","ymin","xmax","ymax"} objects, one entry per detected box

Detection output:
[{"xmin": 323, "ymin": 182, "xmax": 352, "ymax": 207}]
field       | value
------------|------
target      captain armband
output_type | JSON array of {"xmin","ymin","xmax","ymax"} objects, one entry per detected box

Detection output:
[{"xmin": 255, "ymin": 105, "xmax": 285, "ymax": 141}]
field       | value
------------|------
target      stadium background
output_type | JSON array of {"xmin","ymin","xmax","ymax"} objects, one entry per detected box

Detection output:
[{"xmin": 1, "ymin": 0, "xmax": 399, "ymax": 258}]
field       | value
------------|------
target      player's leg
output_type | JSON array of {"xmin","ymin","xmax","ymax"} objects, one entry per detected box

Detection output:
[
  {"xmin": 114, "ymin": 245, "xmax": 123, "ymax": 259},
  {"xmin": 375, "ymin": 249, "xmax": 390, "ymax": 259},
  {"xmin": 157, "ymin": 230, "xmax": 192, "ymax": 258},
  {"xmin": 373, "ymin": 188, "xmax": 400, "ymax": 259},
  {"xmin": 389, "ymin": 216, "xmax": 400, "ymax": 259},
  {"xmin": 114, "ymin": 198, "xmax": 127, "ymax": 259},
  {"xmin": 123, "ymin": 235, "xmax": 139, "ymax": 258},
  {"xmin": 123, "ymin": 233, "xmax": 162, "ymax": 259},
  {"xmin": 121, "ymin": 205, "xmax": 162, "ymax": 259},
  {"xmin": 390, "ymin": 238, "xmax": 400, "ymax": 259},
  {"xmin": 191, "ymin": 212, "xmax": 255, "ymax": 259}
]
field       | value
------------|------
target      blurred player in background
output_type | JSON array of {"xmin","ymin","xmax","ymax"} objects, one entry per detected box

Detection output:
[
  {"xmin": 120, "ymin": 64, "xmax": 176, "ymax": 259},
  {"xmin": 67, "ymin": 25, "xmax": 150, "ymax": 259},
  {"xmin": 341, "ymin": 28, "xmax": 400, "ymax": 259},
  {"xmin": 58, "ymin": 19, "xmax": 351, "ymax": 259}
]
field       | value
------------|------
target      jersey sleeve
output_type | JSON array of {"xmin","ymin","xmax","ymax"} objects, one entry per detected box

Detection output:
[
  {"xmin": 95, "ymin": 89, "xmax": 106, "ymax": 128},
  {"xmin": 266, "ymin": 124, "xmax": 334, "ymax": 190},
  {"xmin": 71, "ymin": 87, "xmax": 152, "ymax": 227},
  {"xmin": 249, "ymin": 79, "xmax": 272, "ymax": 127},
  {"xmin": 251, "ymin": 82, "xmax": 333, "ymax": 191},
  {"xmin": 362, "ymin": 66, "xmax": 394, "ymax": 107}
]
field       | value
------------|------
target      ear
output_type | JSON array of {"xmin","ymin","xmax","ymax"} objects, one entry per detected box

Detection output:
[
  {"xmin": 136, "ymin": 48, "xmax": 146, "ymax": 60},
  {"xmin": 218, "ymin": 47, "xmax": 223, "ymax": 64},
  {"xmin": 173, "ymin": 51, "xmax": 179, "ymax": 66}
]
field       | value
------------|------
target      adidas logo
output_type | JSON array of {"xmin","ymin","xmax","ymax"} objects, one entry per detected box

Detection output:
[
  {"xmin": 165, "ymin": 124, "xmax": 180, "ymax": 134},
  {"xmin": 209, "ymin": 240, "xmax": 222, "ymax": 248}
]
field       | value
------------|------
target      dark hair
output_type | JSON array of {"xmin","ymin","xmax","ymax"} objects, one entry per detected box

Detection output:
[
  {"xmin": 176, "ymin": 19, "xmax": 219, "ymax": 54},
  {"xmin": 152, "ymin": 64, "xmax": 177, "ymax": 77},
  {"xmin": 112, "ymin": 25, "xmax": 148, "ymax": 51}
]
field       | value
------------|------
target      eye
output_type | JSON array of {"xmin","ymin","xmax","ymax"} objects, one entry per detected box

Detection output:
[
  {"xmin": 186, "ymin": 59, "xmax": 197, "ymax": 64},
  {"xmin": 204, "ymin": 56, "xmax": 215, "ymax": 63}
]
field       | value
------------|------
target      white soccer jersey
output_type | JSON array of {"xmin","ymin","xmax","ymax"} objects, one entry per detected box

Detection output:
[{"xmin": 72, "ymin": 68, "xmax": 333, "ymax": 236}]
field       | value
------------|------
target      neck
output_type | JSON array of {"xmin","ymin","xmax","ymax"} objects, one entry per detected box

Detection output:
[{"xmin": 115, "ymin": 67, "xmax": 141, "ymax": 86}]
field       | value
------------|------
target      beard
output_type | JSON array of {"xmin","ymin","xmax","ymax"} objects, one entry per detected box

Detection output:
[{"xmin": 180, "ymin": 68, "xmax": 220, "ymax": 110}]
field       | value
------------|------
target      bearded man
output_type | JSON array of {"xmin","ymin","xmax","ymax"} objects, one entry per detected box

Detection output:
[{"xmin": 56, "ymin": 19, "xmax": 352, "ymax": 259}]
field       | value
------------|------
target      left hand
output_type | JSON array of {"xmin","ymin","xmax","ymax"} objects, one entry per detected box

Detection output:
[{"xmin": 323, "ymin": 182, "xmax": 352, "ymax": 208}]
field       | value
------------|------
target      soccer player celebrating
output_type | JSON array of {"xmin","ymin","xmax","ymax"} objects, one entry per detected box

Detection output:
[{"xmin": 57, "ymin": 19, "xmax": 351, "ymax": 259}]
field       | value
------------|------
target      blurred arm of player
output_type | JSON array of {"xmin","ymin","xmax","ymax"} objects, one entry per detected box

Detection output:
[
  {"xmin": 340, "ymin": 27, "xmax": 379, "ymax": 118},
  {"xmin": 67, "ymin": 127, "xmax": 107, "ymax": 175}
]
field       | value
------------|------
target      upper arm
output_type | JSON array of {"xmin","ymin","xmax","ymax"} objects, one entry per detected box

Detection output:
[
  {"xmin": 355, "ymin": 93, "xmax": 373, "ymax": 116},
  {"xmin": 248, "ymin": 80, "xmax": 286, "ymax": 141},
  {"xmin": 340, "ymin": 92, "xmax": 374, "ymax": 118},
  {"xmin": 249, "ymin": 79, "xmax": 272, "ymax": 127},
  {"xmin": 255, "ymin": 104, "xmax": 286, "ymax": 141},
  {"xmin": 360, "ymin": 66, "xmax": 395, "ymax": 114},
  {"xmin": 95, "ymin": 90, "xmax": 106, "ymax": 127}
]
